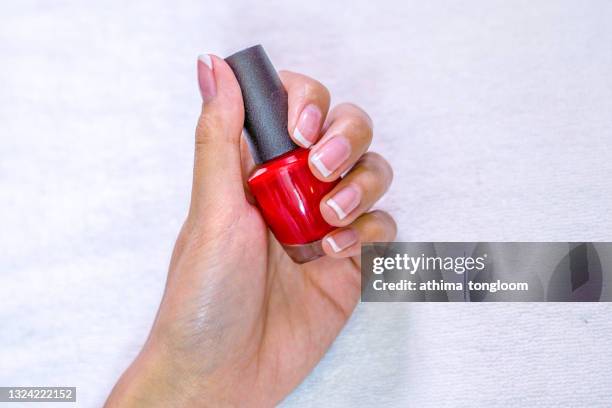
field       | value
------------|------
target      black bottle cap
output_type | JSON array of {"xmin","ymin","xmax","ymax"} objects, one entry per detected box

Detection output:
[{"xmin": 225, "ymin": 45, "xmax": 298, "ymax": 164}]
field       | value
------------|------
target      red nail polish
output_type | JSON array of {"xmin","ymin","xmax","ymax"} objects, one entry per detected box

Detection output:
[{"xmin": 226, "ymin": 45, "xmax": 338, "ymax": 263}]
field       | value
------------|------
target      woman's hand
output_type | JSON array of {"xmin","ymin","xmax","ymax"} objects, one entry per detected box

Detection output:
[{"xmin": 105, "ymin": 55, "xmax": 396, "ymax": 407}]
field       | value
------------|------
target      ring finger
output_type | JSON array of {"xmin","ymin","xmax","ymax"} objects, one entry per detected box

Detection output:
[{"xmin": 320, "ymin": 152, "xmax": 393, "ymax": 226}]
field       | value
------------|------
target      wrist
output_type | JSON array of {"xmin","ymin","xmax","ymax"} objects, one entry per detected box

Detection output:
[{"xmin": 105, "ymin": 339, "xmax": 199, "ymax": 407}]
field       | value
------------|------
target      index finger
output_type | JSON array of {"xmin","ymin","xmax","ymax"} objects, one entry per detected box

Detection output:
[{"xmin": 279, "ymin": 70, "xmax": 331, "ymax": 148}]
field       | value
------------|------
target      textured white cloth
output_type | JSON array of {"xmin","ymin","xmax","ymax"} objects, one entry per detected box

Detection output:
[{"xmin": 1, "ymin": 1, "xmax": 611, "ymax": 407}]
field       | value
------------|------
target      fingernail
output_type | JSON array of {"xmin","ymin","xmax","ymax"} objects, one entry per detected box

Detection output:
[
  {"xmin": 310, "ymin": 136, "xmax": 351, "ymax": 177},
  {"xmin": 326, "ymin": 184, "xmax": 361, "ymax": 220},
  {"xmin": 197, "ymin": 54, "xmax": 216, "ymax": 102},
  {"xmin": 293, "ymin": 104, "xmax": 322, "ymax": 148},
  {"xmin": 326, "ymin": 229, "xmax": 358, "ymax": 253}
]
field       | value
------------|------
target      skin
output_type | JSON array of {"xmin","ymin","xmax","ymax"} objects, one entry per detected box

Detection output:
[{"xmin": 105, "ymin": 56, "xmax": 396, "ymax": 407}]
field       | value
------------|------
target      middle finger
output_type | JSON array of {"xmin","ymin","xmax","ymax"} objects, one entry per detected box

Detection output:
[{"xmin": 309, "ymin": 103, "xmax": 373, "ymax": 181}]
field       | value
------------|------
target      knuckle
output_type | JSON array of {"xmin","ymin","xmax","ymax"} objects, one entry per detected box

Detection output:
[
  {"xmin": 372, "ymin": 153, "xmax": 394, "ymax": 188},
  {"xmin": 368, "ymin": 216, "xmax": 387, "ymax": 239},
  {"xmin": 337, "ymin": 102, "xmax": 373, "ymax": 129},
  {"xmin": 384, "ymin": 160, "xmax": 394, "ymax": 186},
  {"xmin": 348, "ymin": 119, "xmax": 373, "ymax": 145},
  {"xmin": 358, "ymin": 164, "xmax": 380, "ymax": 189},
  {"xmin": 360, "ymin": 151, "xmax": 382, "ymax": 167},
  {"xmin": 282, "ymin": 70, "xmax": 331, "ymax": 103},
  {"xmin": 371, "ymin": 210, "xmax": 397, "ymax": 240},
  {"xmin": 304, "ymin": 78, "xmax": 331, "ymax": 104},
  {"xmin": 358, "ymin": 152, "xmax": 393, "ymax": 190},
  {"xmin": 195, "ymin": 114, "xmax": 217, "ymax": 145},
  {"xmin": 194, "ymin": 111, "xmax": 235, "ymax": 148}
]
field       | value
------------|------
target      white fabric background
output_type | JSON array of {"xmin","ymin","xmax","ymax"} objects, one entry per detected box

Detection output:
[{"xmin": 1, "ymin": 0, "xmax": 611, "ymax": 406}]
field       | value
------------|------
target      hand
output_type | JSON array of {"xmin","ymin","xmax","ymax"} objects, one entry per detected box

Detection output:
[{"xmin": 105, "ymin": 55, "xmax": 396, "ymax": 407}]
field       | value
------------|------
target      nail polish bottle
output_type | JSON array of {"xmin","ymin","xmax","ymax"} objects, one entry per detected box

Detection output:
[{"xmin": 226, "ymin": 45, "xmax": 338, "ymax": 263}]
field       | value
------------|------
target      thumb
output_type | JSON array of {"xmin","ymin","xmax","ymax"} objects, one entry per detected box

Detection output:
[{"xmin": 191, "ymin": 54, "xmax": 245, "ymax": 214}]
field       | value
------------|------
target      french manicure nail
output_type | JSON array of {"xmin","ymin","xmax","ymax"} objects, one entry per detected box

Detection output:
[
  {"xmin": 294, "ymin": 104, "xmax": 322, "ymax": 148},
  {"xmin": 326, "ymin": 184, "xmax": 361, "ymax": 220},
  {"xmin": 326, "ymin": 229, "xmax": 358, "ymax": 253},
  {"xmin": 310, "ymin": 136, "xmax": 351, "ymax": 177},
  {"xmin": 197, "ymin": 54, "xmax": 216, "ymax": 102}
]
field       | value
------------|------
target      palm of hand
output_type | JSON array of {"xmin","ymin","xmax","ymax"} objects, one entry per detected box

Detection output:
[{"xmin": 154, "ymin": 190, "xmax": 360, "ymax": 406}]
